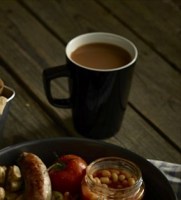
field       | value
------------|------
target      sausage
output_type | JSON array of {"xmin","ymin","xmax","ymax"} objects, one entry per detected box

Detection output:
[{"xmin": 18, "ymin": 152, "xmax": 52, "ymax": 200}]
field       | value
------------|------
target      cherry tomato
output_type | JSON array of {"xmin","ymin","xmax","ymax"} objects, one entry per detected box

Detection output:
[{"xmin": 48, "ymin": 154, "xmax": 87, "ymax": 194}]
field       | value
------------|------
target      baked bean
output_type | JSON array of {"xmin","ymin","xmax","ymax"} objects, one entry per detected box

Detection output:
[
  {"xmin": 128, "ymin": 177, "xmax": 136, "ymax": 186},
  {"xmin": 101, "ymin": 170, "xmax": 111, "ymax": 177},
  {"xmin": 93, "ymin": 168, "xmax": 137, "ymax": 189},
  {"xmin": 82, "ymin": 158, "xmax": 144, "ymax": 200},
  {"xmin": 112, "ymin": 172, "xmax": 118, "ymax": 182},
  {"xmin": 122, "ymin": 170, "xmax": 132, "ymax": 178},
  {"xmin": 119, "ymin": 174, "xmax": 126, "ymax": 181},
  {"xmin": 100, "ymin": 177, "xmax": 110, "ymax": 184}
]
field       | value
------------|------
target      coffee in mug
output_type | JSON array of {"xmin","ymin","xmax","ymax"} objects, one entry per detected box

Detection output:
[
  {"xmin": 43, "ymin": 32, "xmax": 138, "ymax": 139},
  {"xmin": 70, "ymin": 43, "xmax": 132, "ymax": 69}
]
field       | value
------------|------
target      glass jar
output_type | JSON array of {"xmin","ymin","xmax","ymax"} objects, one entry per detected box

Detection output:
[{"xmin": 81, "ymin": 157, "xmax": 144, "ymax": 200}]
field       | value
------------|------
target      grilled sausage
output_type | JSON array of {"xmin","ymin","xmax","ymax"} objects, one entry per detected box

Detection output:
[{"xmin": 18, "ymin": 152, "xmax": 52, "ymax": 200}]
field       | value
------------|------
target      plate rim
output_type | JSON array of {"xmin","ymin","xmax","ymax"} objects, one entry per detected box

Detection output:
[{"xmin": 0, "ymin": 137, "xmax": 177, "ymax": 200}]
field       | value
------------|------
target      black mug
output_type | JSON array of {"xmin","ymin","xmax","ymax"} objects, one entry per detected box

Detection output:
[{"xmin": 43, "ymin": 32, "xmax": 138, "ymax": 139}]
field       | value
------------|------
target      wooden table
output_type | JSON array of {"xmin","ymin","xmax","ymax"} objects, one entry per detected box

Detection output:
[{"xmin": 0, "ymin": 0, "xmax": 180, "ymax": 164}]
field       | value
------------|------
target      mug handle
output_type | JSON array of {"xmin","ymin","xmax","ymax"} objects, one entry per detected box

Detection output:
[{"xmin": 43, "ymin": 65, "xmax": 72, "ymax": 108}]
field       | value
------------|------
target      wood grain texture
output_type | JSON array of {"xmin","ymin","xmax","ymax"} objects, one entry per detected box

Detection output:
[
  {"xmin": 98, "ymin": 0, "xmax": 181, "ymax": 70},
  {"xmin": 0, "ymin": 0, "xmax": 180, "ymax": 163},
  {"xmin": 0, "ymin": 66, "xmax": 67, "ymax": 148},
  {"xmin": 2, "ymin": 0, "xmax": 180, "ymax": 148}
]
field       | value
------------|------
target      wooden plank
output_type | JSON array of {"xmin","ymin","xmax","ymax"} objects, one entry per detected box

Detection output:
[
  {"xmin": 97, "ymin": 0, "xmax": 181, "ymax": 71},
  {"xmin": 0, "ymin": 66, "xmax": 67, "ymax": 149},
  {"xmin": 105, "ymin": 106, "xmax": 181, "ymax": 163},
  {"xmin": 0, "ymin": 1, "xmax": 180, "ymax": 163},
  {"xmin": 16, "ymin": 0, "xmax": 181, "ymax": 148}
]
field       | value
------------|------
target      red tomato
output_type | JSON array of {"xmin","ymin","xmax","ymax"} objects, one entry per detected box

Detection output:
[{"xmin": 48, "ymin": 154, "xmax": 87, "ymax": 194}]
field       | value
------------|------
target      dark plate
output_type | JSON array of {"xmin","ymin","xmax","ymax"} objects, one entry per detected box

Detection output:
[{"xmin": 0, "ymin": 137, "xmax": 177, "ymax": 200}]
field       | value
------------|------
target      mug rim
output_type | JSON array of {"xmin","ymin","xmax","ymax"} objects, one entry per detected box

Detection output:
[{"xmin": 66, "ymin": 32, "xmax": 138, "ymax": 72}]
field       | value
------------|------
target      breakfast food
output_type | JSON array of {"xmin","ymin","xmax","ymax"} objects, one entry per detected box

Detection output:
[
  {"xmin": 5, "ymin": 165, "xmax": 22, "ymax": 192},
  {"xmin": 0, "ymin": 165, "xmax": 23, "ymax": 200},
  {"xmin": 81, "ymin": 157, "xmax": 144, "ymax": 200},
  {"xmin": 48, "ymin": 154, "xmax": 87, "ymax": 195},
  {"xmin": 91, "ymin": 168, "xmax": 137, "ymax": 188},
  {"xmin": 18, "ymin": 152, "xmax": 52, "ymax": 200},
  {"xmin": 0, "ymin": 153, "xmax": 144, "ymax": 200}
]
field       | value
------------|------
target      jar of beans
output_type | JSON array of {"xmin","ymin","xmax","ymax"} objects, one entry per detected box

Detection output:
[{"xmin": 81, "ymin": 157, "xmax": 144, "ymax": 200}]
